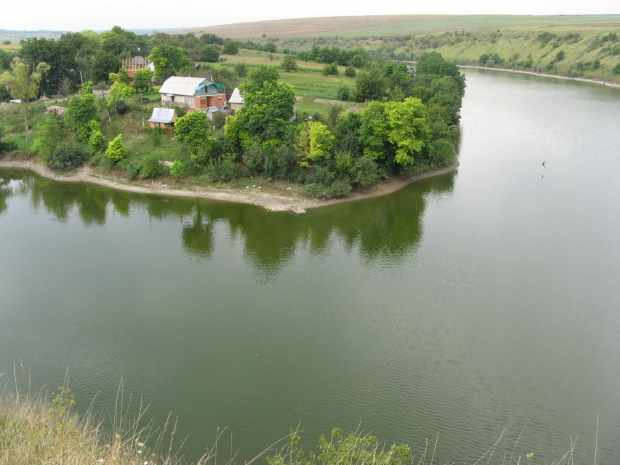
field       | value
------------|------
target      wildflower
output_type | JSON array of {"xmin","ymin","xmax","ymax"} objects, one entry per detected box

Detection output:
[
  {"xmin": 137, "ymin": 442, "xmax": 144, "ymax": 447},
  {"xmin": 97, "ymin": 460, "xmax": 104, "ymax": 464},
  {"xmin": 138, "ymin": 450, "xmax": 143, "ymax": 454}
]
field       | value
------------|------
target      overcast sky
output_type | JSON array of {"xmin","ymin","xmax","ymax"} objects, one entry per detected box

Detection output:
[{"xmin": 3, "ymin": 0, "xmax": 619, "ymax": 32}]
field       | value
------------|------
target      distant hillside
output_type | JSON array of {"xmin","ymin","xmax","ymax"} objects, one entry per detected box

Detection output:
[
  {"xmin": 172, "ymin": 14, "xmax": 620, "ymax": 39},
  {"xmin": 0, "ymin": 29, "xmax": 66, "ymax": 44}
]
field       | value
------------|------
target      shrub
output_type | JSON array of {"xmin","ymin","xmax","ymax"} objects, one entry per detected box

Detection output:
[
  {"xmin": 48, "ymin": 145, "xmax": 85, "ymax": 170},
  {"xmin": 281, "ymin": 55, "xmax": 298, "ymax": 72},
  {"xmin": 170, "ymin": 160, "xmax": 185, "ymax": 178},
  {"xmin": 126, "ymin": 162, "xmax": 141, "ymax": 180},
  {"xmin": 350, "ymin": 155, "xmax": 380, "ymax": 187},
  {"xmin": 344, "ymin": 66, "xmax": 356, "ymax": 78},
  {"xmin": 428, "ymin": 138, "xmax": 455, "ymax": 166},
  {"xmin": 322, "ymin": 63, "xmax": 339, "ymax": 76},
  {"xmin": 114, "ymin": 100, "xmax": 129, "ymax": 114},
  {"xmin": 613, "ymin": 63, "xmax": 620, "ymax": 75},
  {"xmin": 242, "ymin": 141, "xmax": 266, "ymax": 174},
  {"xmin": 106, "ymin": 134, "xmax": 126, "ymax": 163},
  {"xmin": 203, "ymin": 154, "xmax": 238, "ymax": 182},
  {"xmin": 141, "ymin": 154, "xmax": 169, "ymax": 179},
  {"xmin": 234, "ymin": 62, "xmax": 248, "ymax": 77},
  {"xmin": 337, "ymin": 85, "xmax": 351, "ymax": 101},
  {"xmin": 301, "ymin": 180, "xmax": 351, "ymax": 199},
  {"xmin": 271, "ymin": 145, "xmax": 298, "ymax": 179}
]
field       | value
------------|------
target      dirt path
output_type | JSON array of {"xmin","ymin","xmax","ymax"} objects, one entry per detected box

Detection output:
[{"xmin": 0, "ymin": 159, "xmax": 459, "ymax": 212}]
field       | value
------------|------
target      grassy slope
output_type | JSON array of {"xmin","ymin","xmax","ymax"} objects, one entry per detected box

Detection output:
[{"xmin": 173, "ymin": 15, "xmax": 620, "ymax": 39}]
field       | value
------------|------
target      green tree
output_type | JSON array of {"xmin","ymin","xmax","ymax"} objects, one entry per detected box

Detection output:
[
  {"xmin": 91, "ymin": 51, "xmax": 121, "ymax": 82},
  {"xmin": 32, "ymin": 113, "xmax": 64, "ymax": 163},
  {"xmin": 87, "ymin": 120, "xmax": 105, "ymax": 155},
  {"xmin": 281, "ymin": 55, "xmax": 298, "ymax": 72},
  {"xmin": 360, "ymin": 97, "xmax": 430, "ymax": 168},
  {"xmin": 174, "ymin": 111, "xmax": 214, "ymax": 161},
  {"xmin": 322, "ymin": 63, "xmax": 339, "ymax": 76},
  {"xmin": 354, "ymin": 67, "xmax": 385, "ymax": 102},
  {"xmin": 263, "ymin": 42, "xmax": 277, "ymax": 53},
  {"xmin": 344, "ymin": 66, "xmax": 356, "ymax": 78},
  {"xmin": 148, "ymin": 43, "xmax": 192, "ymax": 82},
  {"xmin": 306, "ymin": 122, "xmax": 334, "ymax": 163},
  {"xmin": 106, "ymin": 134, "xmax": 126, "ymax": 162},
  {"xmin": 0, "ymin": 57, "xmax": 50, "ymax": 101},
  {"xmin": 199, "ymin": 45, "xmax": 220, "ymax": 63},
  {"xmin": 132, "ymin": 67, "xmax": 152, "ymax": 91},
  {"xmin": 225, "ymin": 70, "xmax": 295, "ymax": 148},
  {"xmin": 234, "ymin": 62, "xmax": 248, "ymax": 77},
  {"xmin": 65, "ymin": 82, "xmax": 98, "ymax": 136},
  {"xmin": 222, "ymin": 39, "xmax": 239, "ymax": 55},
  {"xmin": 107, "ymin": 80, "xmax": 135, "ymax": 108}
]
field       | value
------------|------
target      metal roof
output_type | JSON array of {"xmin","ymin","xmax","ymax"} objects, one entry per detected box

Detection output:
[
  {"xmin": 229, "ymin": 87, "xmax": 244, "ymax": 104},
  {"xmin": 148, "ymin": 108, "xmax": 176, "ymax": 124},
  {"xmin": 159, "ymin": 77, "xmax": 208, "ymax": 96}
]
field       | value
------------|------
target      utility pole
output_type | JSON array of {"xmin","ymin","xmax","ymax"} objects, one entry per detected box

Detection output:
[{"xmin": 140, "ymin": 89, "xmax": 145, "ymax": 126}]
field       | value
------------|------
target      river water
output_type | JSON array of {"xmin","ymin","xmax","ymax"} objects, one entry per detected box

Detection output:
[{"xmin": 1, "ymin": 69, "xmax": 619, "ymax": 464}]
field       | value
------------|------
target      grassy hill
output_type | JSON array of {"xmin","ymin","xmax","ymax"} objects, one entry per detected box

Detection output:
[{"xmin": 173, "ymin": 15, "xmax": 620, "ymax": 39}]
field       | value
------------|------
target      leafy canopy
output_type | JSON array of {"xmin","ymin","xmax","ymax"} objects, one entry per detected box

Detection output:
[{"xmin": 174, "ymin": 111, "xmax": 214, "ymax": 161}]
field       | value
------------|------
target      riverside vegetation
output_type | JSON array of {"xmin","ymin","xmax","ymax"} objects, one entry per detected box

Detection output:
[
  {"xmin": 0, "ymin": 26, "xmax": 463, "ymax": 200},
  {"xmin": 0, "ymin": 379, "xmax": 590, "ymax": 465}
]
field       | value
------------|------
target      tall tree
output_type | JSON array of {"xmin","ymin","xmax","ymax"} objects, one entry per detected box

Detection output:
[
  {"xmin": 174, "ymin": 111, "xmax": 214, "ymax": 162},
  {"xmin": 0, "ymin": 58, "xmax": 50, "ymax": 101},
  {"xmin": 360, "ymin": 98, "xmax": 430, "ymax": 168},
  {"xmin": 148, "ymin": 44, "xmax": 192, "ymax": 82},
  {"xmin": 64, "ymin": 82, "xmax": 98, "ymax": 137},
  {"xmin": 225, "ymin": 66, "xmax": 295, "ymax": 148}
]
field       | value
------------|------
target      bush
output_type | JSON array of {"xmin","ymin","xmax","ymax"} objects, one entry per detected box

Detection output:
[
  {"xmin": 141, "ymin": 154, "xmax": 169, "ymax": 179},
  {"xmin": 344, "ymin": 66, "xmax": 356, "ymax": 78},
  {"xmin": 48, "ymin": 145, "xmax": 86, "ymax": 170},
  {"xmin": 234, "ymin": 62, "xmax": 248, "ymax": 77},
  {"xmin": 203, "ymin": 154, "xmax": 238, "ymax": 182},
  {"xmin": 613, "ymin": 63, "xmax": 620, "ymax": 75},
  {"xmin": 106, "ymin": 134, "xmax": 126, "ymax": 163},
  {"xmin": 281, "ymin": 55, "xmax": 298, "ymax": 72},
  {"xmin": 337, "ymin": 85, "xmax": 351, "ymax": 101},
  {"xmin": 301, "ymin": 180, "xmax": 352, "ymax": 199},
  {"xmin": 350, "ymin": 155, "xmax": 380, "ymax": 187},
  {"xmin": 322, "ymin": 63, "xmax": 339, "ymax": 76},
  {"xmin": 115, "ymin": 100, "xmax": 129, "ymax": 114},
  {"xmin": 271, "ymin": 145, "xmax": 298, "ymax": 179},
  {"xmin": 428, "ymin": 138, "xmax": 455, "ymax": 166},
  {"xmin": 243, "ymin": 141, "xmax": 266, "ymax": 174},
  {"xmin": 172, "ymin": 105, "xmax": 187, "ymax": 117},
  {"xmin": 126, "ymin": 162, "xmax": 141, "ymax": 180}
]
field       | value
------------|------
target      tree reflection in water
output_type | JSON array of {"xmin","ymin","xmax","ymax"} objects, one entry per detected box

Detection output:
[{"xmin": 0, "ymin": 168, "xmax": 455, "ymax": 277}]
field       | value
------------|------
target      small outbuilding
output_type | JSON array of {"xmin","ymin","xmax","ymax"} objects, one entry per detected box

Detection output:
[
  {"xmin": 228, "ymin": 87, "xmax": 244, "ymax": 111},
  {"xmin": 148, "ymin": 108, "xmax": 176, "ymax": 130}
]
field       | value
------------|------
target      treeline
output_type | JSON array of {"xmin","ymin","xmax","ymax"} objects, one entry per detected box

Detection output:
[
  {"xmin": 217, "ymin": 52, "xmax": 464, "ymax": 198},
  {"xmin": 1, "ymin": 23, "xmax": 464, "ymax": 199}
]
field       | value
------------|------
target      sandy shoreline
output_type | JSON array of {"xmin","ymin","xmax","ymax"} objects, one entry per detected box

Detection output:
[{"xmin": 0, "ymin": 158, "xmax": 459, "ymax": 212}]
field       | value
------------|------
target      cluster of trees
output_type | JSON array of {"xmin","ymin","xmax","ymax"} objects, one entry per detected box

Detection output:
[
  {"xmin": 297, "ymin": 46, "xmax": 370, "ymax": 68},
  {"xmin": 209, "ymin": 53, "xmax": 463, "ymax": 198},
  {"xmin": 0, "ymin": 28, "xmax": 249, "ymax": 100},
  {"xmin": 2, "ymin": 29, "xmax": 464, "ymax": 200}
]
